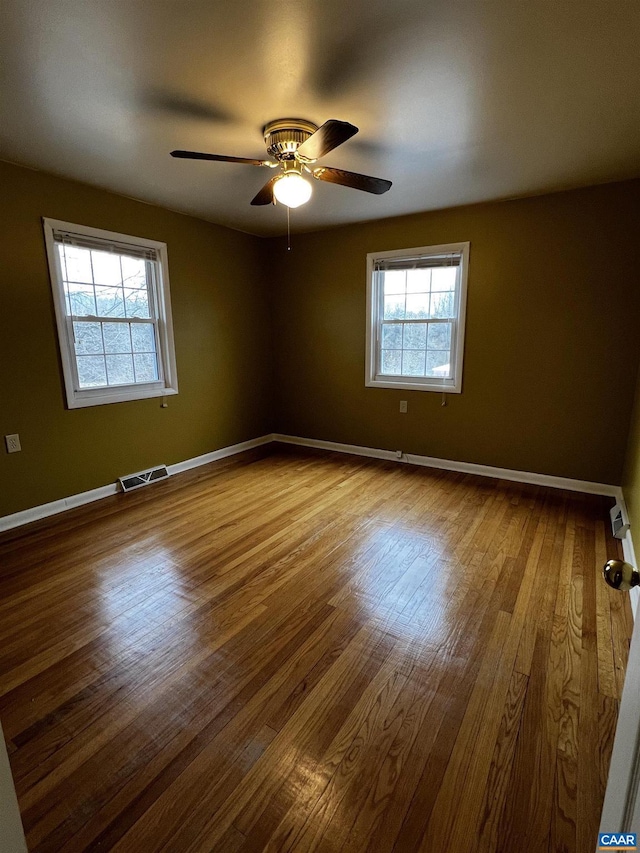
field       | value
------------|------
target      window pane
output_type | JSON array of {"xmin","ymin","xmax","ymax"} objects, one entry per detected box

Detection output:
[
  {"xmin": 124, "ymin": 288, "xmax": 151, "ymax": 318},
  {"xmin": 91, "ymin": 250, "xmax": 122, "ymax": 286},
  {"xmin": 402, "ymin": 350, "xmax": 426, "ymax": 376},
  {"xmin": 95, "ymin": 286, "xmax": 125, "ymax": 318},
  {"xmin": 382, "ymin": 270, "xmax": 405, "ymax": 295},
  {"xmin": 372, "ymin": 246, "xmax": 465, "ymax": 390},
  {"xmin": 426, "ymin": 350, "xmax": 451, "ymax": 378},
  {"xmin": 381, "ymin": 350, "xmax": 402, "ymax": 374},
  {"xmin": 431, "ymin": 267, "xmax": 457, "ymax": 291},
  {"xmin": 48, "ymin": 224, "xmax": 176, "ymax": 406},
  {"xmin": 121, "ymin": 256, "xmax": 147, "ymax": 289},
  {"xmin": 77, "ymin": 355, "xmax": 107, "ymax": 388},
  {"xmin": 405, "ymin": 293, "xmax": 429, "ymax": 319},
  {"xmin": 384, "ymin": 295, "xmax": 405, "ymax": 320},
  {"xmin": 68, "ymin": 283, "xmax": 96, "ymax": 316},
  {"xmin": 74, "ymin": 321, "xmax": 103, "ymax": 355},
  {"xmin": 131, "ymin": 323, "xmax": 156, "ymax": 353},
  {"xmin": 403, "ymin": 323, "xmax": 427, "ymax": 349},
  {"xmin": 430, "ymin": 291, "xmax": 454, "ymax": 319},
  {"xmin": 106, "ymin": 354, "xmax": 135, "ymax": 385},
  {"xmin": 406, "ymin": 268, "xmax": 430, "ymax": 293},
  {"xmin": 62, "ymin": 245, "xmax": 92, "ymax": 283},
  {"xmin": 427, "ymin": 322, "xmax": 452, "ymax": 351},
  {"xmin": 103, "ymin": 322, "xmax": 131, "ymax": 354},
  {"xmin": 134, "ymin": 352, "xmax": 159, "ymax": 383}
]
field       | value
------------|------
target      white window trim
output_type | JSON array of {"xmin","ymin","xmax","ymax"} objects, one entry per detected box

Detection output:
[
  {"xmin": 43, "ymin": 218, "xmax": 179, "ymax": 409},
  {"xmin": 365, "ymin": 241, "xmax": 470, "ymax": 394}
]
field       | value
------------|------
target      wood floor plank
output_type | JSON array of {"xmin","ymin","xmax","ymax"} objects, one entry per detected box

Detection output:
[
  {"xmin": 476, "ymin": 669, "xmax": 529, "ymax": 852},
  {"xmin": 244, "ymin": 666, "xmax": 409, "ymax": 852},
  {"xmin": 537, "ymin": 504, "xmax": 580, "ymax": 853},
  {"xmin": 497, "ymin": 499, "xmax": 570, "ymax": 852},
  {"xmin": 24, "ymin": 602, "xmax": 338, "ymax": 850},
  {"xmin": 419, "ymin": 610, "xmax": 514, "ymax": 851},
  {"xmin": 595, "ymin": 520, "xmax": 618, "ymax": 699},
  {"xmin": 0, "ymin": 448, "xmax": 632, "ymax": 853},
  {"xmin": 68, "ymin": 611, "xmax": 361, "ymax": 852}
]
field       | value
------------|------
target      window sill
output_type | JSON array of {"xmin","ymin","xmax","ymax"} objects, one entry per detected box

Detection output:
[
  {"xmin": 67, "ymin": 385, "xmax": 179, "ymax": 409},
  {"xmin": 366, "ymin": 377, "xmax": 461, "ymax": 393}
]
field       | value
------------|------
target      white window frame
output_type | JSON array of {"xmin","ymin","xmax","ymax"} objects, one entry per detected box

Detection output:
[
  {"xmin": 43, "ymin": 218, "xmax": 178, "ymax": 409},
  {"xmin": 365, "ymin": 241, "xmax": 469, "ymax": 393}
]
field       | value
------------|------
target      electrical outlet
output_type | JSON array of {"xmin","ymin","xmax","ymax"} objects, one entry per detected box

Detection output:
[
  {"xmin": 396, "ymin": 450, "xmax": 403, "ymax": 459},
  {"xmin": 5, "ymin": 434, "xmax": 21, "ymax": 453},
  {"xmin": 399, "ymin": 400, "xmax": 408, "ymax": 413}
]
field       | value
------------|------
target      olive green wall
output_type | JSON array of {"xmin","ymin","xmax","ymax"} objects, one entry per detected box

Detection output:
[
  {"xmin": 270, "ymin": 180, "xmax": 640, "ymax": 484},
  {"xmin": 0, "ymin": 160, "xmax": 272, "ymax": 517},
  {"xmin": 622, "ymin": 364, "xmax": 640, "ymax": 544},
  {"xmin": 3, "ymin": 163, "xmax": 640, "ymax": 521}
]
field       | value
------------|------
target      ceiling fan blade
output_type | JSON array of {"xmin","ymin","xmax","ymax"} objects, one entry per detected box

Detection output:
[
  {"xmin": 296, "ymin": 120, "xmax": 358, "ymax": 161},
  {"xmin": 171, "ymin": 150, "xmax": 274, "ymax": 167},
  {"xmin": 251, "ymin": 176, "xmax": 279, "ymax": 206},
  {"xmin": 312, "ymin": 167, "xmax": 392, "ymax": 195}
]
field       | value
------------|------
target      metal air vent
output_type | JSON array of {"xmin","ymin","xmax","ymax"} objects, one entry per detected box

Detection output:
[
  {"xmin": 119, "ymin": 465, "xmax": 169, "ymax": 493},
  {"xmin": 610, "ymin": 502, "xmax": 630, "ymax": 540}
]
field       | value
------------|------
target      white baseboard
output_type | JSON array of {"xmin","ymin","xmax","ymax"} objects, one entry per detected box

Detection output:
[
  {"xmin": 273, "ymin": 433, "xmax": 621, "ymax": 498},
  {"xmin": 617, "ymin": 489, "xmax": 639, "ymax": 619},
  {"xmin": 625, "ymin": 539, "xmax": 639, "ymax": 620},
  {"xmin": 167, "ymin": 434, "xmax": 275, "ymax": 475},
  {"xmin": 0, "ymin": 431, "xmax": 622, "ymax": 535},
  {"xmin": 0, "ymin": 483, "xmax": 120, "ymax": 534},
  {"xmin": 0, "ymin": 434, "xmax": 275, "ymax": 534}
]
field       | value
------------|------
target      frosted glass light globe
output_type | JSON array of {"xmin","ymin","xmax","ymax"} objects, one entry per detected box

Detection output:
[{"xmin": 273, "ymin": 172, "xmax": 313, "ymax": 208}]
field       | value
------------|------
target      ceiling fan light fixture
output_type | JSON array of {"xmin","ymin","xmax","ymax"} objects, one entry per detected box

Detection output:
[{"xmin": 273, "ymin": 172, "xmax": 312, "ymax": 208}]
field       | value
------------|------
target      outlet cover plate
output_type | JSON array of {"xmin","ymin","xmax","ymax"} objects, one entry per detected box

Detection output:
[{"xmin": 5, "ymin": 434, "xmax": 21, "ymax": 453}]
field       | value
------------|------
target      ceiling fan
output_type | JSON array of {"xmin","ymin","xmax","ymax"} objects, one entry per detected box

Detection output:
[{"xmin": 170, "ymin": 118, "xmax": 392, "ymax": 209}]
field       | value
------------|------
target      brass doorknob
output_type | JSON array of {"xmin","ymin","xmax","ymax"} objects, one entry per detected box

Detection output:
[{"xmin": 603, "ymin": 559, "xmax": 640, "ymax": 591}]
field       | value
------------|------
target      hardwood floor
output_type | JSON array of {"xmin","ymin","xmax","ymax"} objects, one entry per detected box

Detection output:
[{"xmin": 0, "ymin": 447, "xmax": 633, "ymax": 852}]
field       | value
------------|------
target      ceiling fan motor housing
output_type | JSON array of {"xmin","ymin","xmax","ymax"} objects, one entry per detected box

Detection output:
[{"xmin": 263, "ymin": 118, "xmax": 318, "ymax": 161}]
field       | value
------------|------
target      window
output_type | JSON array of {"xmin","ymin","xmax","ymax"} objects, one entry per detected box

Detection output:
[
  {"xmin": 366, "ymin": 242, "xmax": 469, "ymax": 393},
  {"xmin": 44, "ymin": 219, "xmax": 178, "ymax": 408}
]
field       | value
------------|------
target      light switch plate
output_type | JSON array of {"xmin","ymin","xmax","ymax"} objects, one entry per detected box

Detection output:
[{"xmin": 399, "ymin": 401, "xmax": 408, "ymax": 413}]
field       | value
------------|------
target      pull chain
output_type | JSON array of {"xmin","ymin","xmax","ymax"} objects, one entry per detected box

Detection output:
[{"xmin": 287, "ymin": 206, "xmax": 291, "ymax": 251}]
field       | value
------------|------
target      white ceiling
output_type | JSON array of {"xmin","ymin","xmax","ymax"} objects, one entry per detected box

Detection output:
[{"xmin": 1, "ymin": 0, "xmax": 640, "ymax": 236}]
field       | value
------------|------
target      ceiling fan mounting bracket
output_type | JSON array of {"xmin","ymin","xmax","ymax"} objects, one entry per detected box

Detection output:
[{"xmin": 263, "ymin": 118, "xmax": 318, "ymax": 161}]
